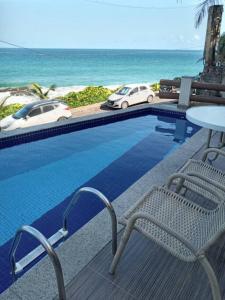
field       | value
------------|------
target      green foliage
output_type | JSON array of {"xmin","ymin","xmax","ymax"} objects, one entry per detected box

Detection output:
[
  {"xmin": 62, "ymin": 86, "xmax": 113, "ymax": 108},
  {"xmin": 29, "ymin": 83, "xmax": 56, "ymax": 99},
  {"xmin": 0, "ymin": 104, "xmax": 23, "ymax": 120},
  {"xmin": 218, "ymin": 32, "xmax": 225, "ymax": 62},
  {"xmin": 150, "ymin": 82, "xmax": 160, "ymax": 92}
]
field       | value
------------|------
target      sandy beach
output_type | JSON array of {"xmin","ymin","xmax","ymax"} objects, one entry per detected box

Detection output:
[{"xmin": 0, "ymin": 84, "xmax": 123, "ymax": 106}]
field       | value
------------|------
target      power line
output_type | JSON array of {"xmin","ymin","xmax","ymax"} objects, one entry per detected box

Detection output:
[
  {"xmin": 0, "ymin": 39, "xmax": 30, "ymax": 49},
  {"xmin": 83, "ymin": 0, "xmax": 195, "ymax": 10},
  {"xmin": 0, "ymin": 40, "xmax": 46, "ymax": 56}
]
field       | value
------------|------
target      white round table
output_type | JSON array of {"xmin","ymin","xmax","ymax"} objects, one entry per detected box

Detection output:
[{"xmin": 186, "ymin": 105, "xmax": 225, "ymax": 148}]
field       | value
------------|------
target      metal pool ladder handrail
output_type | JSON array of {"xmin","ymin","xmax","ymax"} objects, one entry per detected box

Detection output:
[
  {"xmin": 9, "ymin": 225, "xmax": 66, "ymax": 300},
  {"xmin": 62, "ymin": 187, "xmax": 118, "ymax": 255}
]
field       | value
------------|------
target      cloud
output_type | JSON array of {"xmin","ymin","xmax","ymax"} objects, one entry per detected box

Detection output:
[
  {"xmin": 194, "ymin": 34, "xmax": 200, "ymax": 40},
  {"xmin": 178, "ymin": 34, "xmax": 184, "ymax": 41}
]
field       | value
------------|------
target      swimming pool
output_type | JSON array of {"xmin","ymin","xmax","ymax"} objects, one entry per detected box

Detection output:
[{"xmin": 0, "ymin": 108, "xmax": 199, "ymax": 292}]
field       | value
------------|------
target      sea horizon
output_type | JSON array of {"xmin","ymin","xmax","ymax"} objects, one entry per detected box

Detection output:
[
  {"xmin": 0, "ymin": 48, "xmax": 203, "ymax": 88},
  {"xmin": 0, "ymin": 47, "xmax": 203, "ymax": 50}
]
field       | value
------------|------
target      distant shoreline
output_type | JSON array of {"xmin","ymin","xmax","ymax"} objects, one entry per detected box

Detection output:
[
  {"xmin": 0, "ymin": 83, "xmax": 157, "ymax": 107},
  {"xmin": 0, "ymin": 85, "xmax": 121, "ymax": 107},
  {"xmin": 0, "ymin": 47, "xmax": 203, "ymax": 51},
  {"xmin": 0, "ymin": 83, "xmax": 150, "ymax": 91}
]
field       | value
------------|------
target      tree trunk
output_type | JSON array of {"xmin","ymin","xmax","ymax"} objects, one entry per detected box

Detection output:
[
  {"xmin": 204, "ymin": 5, "xmax": 223, "ymax": 67},
  {"xmin": 200, "ymin": 5, "xmax": 223, "ymax": 96}
]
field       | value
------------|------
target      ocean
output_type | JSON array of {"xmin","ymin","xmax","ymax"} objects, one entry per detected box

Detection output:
[{"xmin": 0, "ymin": 48, "xmax": 203, "ymax": 87}]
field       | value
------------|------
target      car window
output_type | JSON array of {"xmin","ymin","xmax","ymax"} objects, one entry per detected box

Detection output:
[
  {"xmin": 13, "ymin": 106, "xmax": 30, "ymax": 119},
  {"xmin": 130, "ymin": 87, "xmax": 138, "ymax": 95},
  {"xmin": 140, "ymin": 86, "xmax": 147, "ymax": 91},
  {"xmin": 28, "ymin": 107, "xmax": 42, "ymax": 117},
  {"xmin": 116, "ymin": 87, "xmax": 131, "ymax": 95},
  {"xmin": 43, "ymin": 105, "xmax": 54, "ymax": 113}
]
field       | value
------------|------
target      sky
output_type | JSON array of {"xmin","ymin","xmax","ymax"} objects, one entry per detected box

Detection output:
[{"xmin": 0, "ymin": 0, "xmax": 221, "ymax": 50}]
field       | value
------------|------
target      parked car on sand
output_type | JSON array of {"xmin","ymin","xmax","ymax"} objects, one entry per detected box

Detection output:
[
  {"xmin": 0, "ymin": 100, "xmax": 71, "ymax": 131},
  {"xmin": 106, "ymin": 84, "xmax": 155, "ymax": 109}
]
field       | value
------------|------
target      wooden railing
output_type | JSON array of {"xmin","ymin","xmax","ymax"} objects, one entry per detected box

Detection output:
[{"xmin": 159, "ymin": 79, "xmax": 225, "ymax": 105}]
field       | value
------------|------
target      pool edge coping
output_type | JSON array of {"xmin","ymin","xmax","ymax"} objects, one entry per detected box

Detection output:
[
  {"xmin": 0, "ymin": 103, "xmax": 183, "ymax": 148},
  {"xmin": 0, "ymin": 102, "xmax": 180, "ymax": 137}
]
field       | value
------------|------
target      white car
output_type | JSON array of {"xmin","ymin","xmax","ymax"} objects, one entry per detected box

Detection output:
[
  {"xmin": 0, "ymin": 100, "xmax": 72, "ymax": 131},
  {"xmin": 106, "ymin": 84, "xmax": 155, "ymax": 109}
]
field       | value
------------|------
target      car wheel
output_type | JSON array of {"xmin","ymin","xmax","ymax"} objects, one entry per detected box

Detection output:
[
  {"xmin": 147, "ymin": 95, "xmax": 154, "ymax": 103},
  {"xmin": 57, "ymin": 117, "xmax": 67, "ymax": 122},
  {"xmin": 121, "ymin": 101, "xmax": 128, "ymax": 109}
]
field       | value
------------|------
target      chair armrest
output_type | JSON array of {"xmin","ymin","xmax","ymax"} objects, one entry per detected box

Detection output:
[
  {"xmin": 202, "ymin": 148, "xmax": 225, "ymax": 162},
  {"xmin": 187, "ymin": 172, "xmax": 225, "ymax": 194},
  {"xmin": 128, "ymin": 212, "xmax": 225, "ymax": 261},
  {"xmin": 166, "ymin": 173, "xmax": 222, "ymax": 204},
  {"xmin": 127, "ymin": 212, "xmax": 198, "ymax": 256}
]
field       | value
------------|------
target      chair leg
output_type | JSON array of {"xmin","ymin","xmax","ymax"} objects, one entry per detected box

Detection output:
[
  {"xmin": 109, "ymin": 223, "xmax": 134, "ymax": 275},
  {"xmin": 175, "ymin": 177, "xmax": 185, "ymax": 194},
  {"xmin": 198, "ymin": 255, "xmax": 221, "ymax": 300}
]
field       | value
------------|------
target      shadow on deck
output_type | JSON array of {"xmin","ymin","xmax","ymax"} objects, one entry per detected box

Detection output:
[
  {"xmin": 64, "ymin": 137, "xmax": 225, "ymax": 300},
  {"xmin": 65, "ymin": 229, "xmax": 225, "ymax": 299}
]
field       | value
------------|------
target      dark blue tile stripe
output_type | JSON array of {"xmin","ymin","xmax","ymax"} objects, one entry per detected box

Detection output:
[{"xmin": 0, "ymin": 116, "xmax": 199, "ymax": 293}]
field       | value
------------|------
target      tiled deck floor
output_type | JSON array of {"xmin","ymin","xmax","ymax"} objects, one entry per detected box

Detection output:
[
  {"xmin": 64, "ymin": 147, "xmax": 225, "ymax": 300},
  {"xmin": 66, "ymin": 230, "xmax": 225, "ymax": 300}
]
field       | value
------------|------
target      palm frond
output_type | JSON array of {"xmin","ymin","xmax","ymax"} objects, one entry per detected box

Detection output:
[
  {"xmin": 49, "ymin": 84, "xmax": 56, "ymax": 90},
  {"xmin": 0, "ymin": 95, "xmax": 10, "ymax": 109},
  {"xmin": 197, "ymin": 56, "xmax": 204, "ymax": 63},
  {"xmin": 29, "ymin": 83, "xmax": 44, "ymax": 99},
  {"xmin": 43, "ymin": 91, "xmax": 49, "ymax": 97},
  {"xmin": 44, "ymin": 84, "xmax": 56, "ymax": 97},
  {"xmin": 29, "ymin": 83, "xmax": 56, "ymax": 99},
  {"xmin": 195, "ymin": 0, "xmax": 222, "ymax": 28}
]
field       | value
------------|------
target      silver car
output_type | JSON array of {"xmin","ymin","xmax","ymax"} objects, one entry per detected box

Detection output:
[
  {"xmin": 106, "ymin": 84, "xmax": 155, "ymax": 109},
  {"xmin": 0, "ymin": 100, "xmax": 72, "ymax": 131}
]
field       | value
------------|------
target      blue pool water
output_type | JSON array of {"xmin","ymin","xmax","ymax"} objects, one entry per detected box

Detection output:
[{"xmin": 0, "ymin": 111, "xmax": 199, "ymax": 292}]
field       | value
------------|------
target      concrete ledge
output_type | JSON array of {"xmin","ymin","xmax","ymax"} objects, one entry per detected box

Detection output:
[
  {"xmin": 0, "ymin": 289, "xmax": 22, "ymax": 300},
  {"xmin": 0, "ymin": 127, "xmax": 209, "ymax": 300}
]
